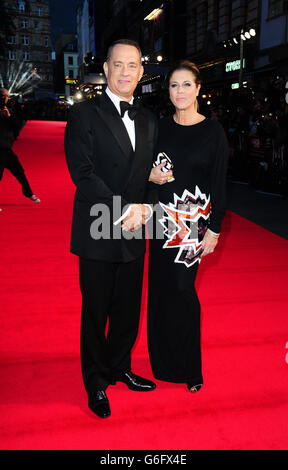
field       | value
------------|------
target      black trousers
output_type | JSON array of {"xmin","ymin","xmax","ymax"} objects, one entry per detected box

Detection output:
[
  {"xmin": 79, "ymin": 255, "xmax": 145, "ymax": 392},
  {"xmin": 0, "ymin": 148, "xmax": 33, "ymax": 197}
]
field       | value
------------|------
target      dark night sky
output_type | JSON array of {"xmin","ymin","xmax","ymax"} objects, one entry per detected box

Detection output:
[{"xmin": 49, "ymin": 0, "xmax": 80, "ymax": 45}]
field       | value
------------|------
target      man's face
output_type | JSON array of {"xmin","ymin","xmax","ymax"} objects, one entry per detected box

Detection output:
[
  {"xmin": 1, "ymin": 89, "xmax": 9, "ymax": 104},
  {"xmin": 103, "ymin": 44, "xmax": 143, "ymax": 101}
]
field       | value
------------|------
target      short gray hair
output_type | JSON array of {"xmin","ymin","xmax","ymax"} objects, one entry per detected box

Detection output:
[{"xmin": 106, "ymin": 39, "xmax": 142, "ymax": 62}]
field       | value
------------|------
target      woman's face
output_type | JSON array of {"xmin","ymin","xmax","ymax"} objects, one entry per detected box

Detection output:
[{"xmin": 169, "ymin": 69, "xmax": 200, "ymax": 112}]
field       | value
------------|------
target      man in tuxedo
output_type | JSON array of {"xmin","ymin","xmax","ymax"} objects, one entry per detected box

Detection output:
[{"xmin": 64, "ymin": 39, "xmax": 157, "ymax": 418}]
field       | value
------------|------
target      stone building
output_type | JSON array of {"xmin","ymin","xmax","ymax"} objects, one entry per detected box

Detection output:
[{"xmin": 0, "ymin": 0, "xmax": 54, "ymax": 99}]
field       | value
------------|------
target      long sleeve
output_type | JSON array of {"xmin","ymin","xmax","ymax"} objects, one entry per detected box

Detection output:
[
  {"xmin": 0, "ymin": 113, "xmax": 21, "ymax": 148},
  {"xmin": 209, "ymin": 123, "xmax": 229, "ymax": 233},
  {"xmin": 64, "ymin": 104, "xmax": 128, "ymax": 210},
  {"xmin": 143, "ymin": 115, "xmax": 159, "ymax": 205}
]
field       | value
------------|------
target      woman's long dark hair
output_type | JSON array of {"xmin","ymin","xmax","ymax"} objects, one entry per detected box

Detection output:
[{"xmin": 165, "ymin": 60, "xmax": 202, "ymax": 111}]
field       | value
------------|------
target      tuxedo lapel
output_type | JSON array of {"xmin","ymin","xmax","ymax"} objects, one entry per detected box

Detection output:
[
  {"xmin": 93, "ymin": 92, "xmax": 134, "ymax": 159},
  {"xmin": 114, "ymin": 106, "xmax": 150, "ymax": 194},
  {"xmin": 134, "ymin": 107, "xmax": 149, "ymax": 169}
]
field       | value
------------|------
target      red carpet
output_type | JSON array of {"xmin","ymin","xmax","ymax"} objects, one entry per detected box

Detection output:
[{"xmin": 0, "ymin": 121, "xmax": 288, "ymax": 450}]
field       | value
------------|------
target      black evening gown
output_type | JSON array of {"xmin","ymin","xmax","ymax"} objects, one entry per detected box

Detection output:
[{"xmin": 147, "ymin": 116, "xmax": 228, "ymax": 384}]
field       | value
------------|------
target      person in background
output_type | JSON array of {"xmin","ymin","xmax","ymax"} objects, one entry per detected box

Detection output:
[{"xmin": 0, "ymin": 88, "xmax": 40, "ymax": 211}]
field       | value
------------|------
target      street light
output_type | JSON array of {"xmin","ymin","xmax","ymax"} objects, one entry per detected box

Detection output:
[
  {"xmin": 239, "ymin": 28, "xmax": 256, "ymax": 87},
  {"xmin": 222, "ymin": 27, "xmax": 256, "ymax": 87}
]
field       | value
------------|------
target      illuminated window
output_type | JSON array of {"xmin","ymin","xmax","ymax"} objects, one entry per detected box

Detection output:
[
  {"xmin": 8, "ymin": 50, "xmax": 17, "ymax": 60},
  {"xmin": 21, "ymin": 35, "xmax": 29, "ymax": 45},
  {"xmin": 7, "ymin": 35, "xmax": 16, "ymax": 44},
  {"xmin": 19, "ymin": 1, "xmax": 25, "ymax": 12},
  {"xmin": 23, "ymin": 51, "xmax": 30, "ymax": 61}
]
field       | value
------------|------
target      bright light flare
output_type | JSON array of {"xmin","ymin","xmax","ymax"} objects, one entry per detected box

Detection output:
[{"xmin": 144, "ymin": 8, "xmax": 163, "ymax": 21}]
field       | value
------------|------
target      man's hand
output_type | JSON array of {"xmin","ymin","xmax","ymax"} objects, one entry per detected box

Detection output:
[
  {"xmin": 149, "ymin": 161, "xmax": 173, "ymax": 185},
  {"xmin": 121, "ymin": 204, "xmax": 149, "ymax": 232}
]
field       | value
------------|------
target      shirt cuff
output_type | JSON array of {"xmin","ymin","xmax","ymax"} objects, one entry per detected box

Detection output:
[
  {"xmin": 143, "ymin": 204, "xmax": 153, "ymax": 222},
  {"xmin": 113, "ymin": 205, "xmax": 132, "ymax": 226},
  {"xmin": 113, "ymin": 204, "xmax": 153, "ymax": 226}
]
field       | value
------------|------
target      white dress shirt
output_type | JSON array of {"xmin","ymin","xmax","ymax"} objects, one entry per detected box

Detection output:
[
  {"xmin": 105, "ymin": 88, "xmax": 152, "ymax": 226},
  {"xmin": 105, "ymin": 87, "xmax": 136, "ymax": 151}
]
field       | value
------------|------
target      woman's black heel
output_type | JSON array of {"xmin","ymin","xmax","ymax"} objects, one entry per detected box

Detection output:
[{"xmin": 187, "ymin": 383, "xmax": 203, "ymax": 393}]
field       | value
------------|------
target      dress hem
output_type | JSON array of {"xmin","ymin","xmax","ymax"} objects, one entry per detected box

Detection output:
[{"xmin": 152, "ymin": 374, "xmax": 203, "ymax": 385}]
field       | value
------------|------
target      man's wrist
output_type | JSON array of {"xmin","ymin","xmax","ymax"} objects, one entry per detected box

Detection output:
[
  {"xmin": 114, "ymin": 203, "xmax": 153, "ymax": 226},
  {"xmin": 142, "ymin": 204, "xmax": 153, "ymax": 221},
  {"xmin": 113, "ymin": 205, "xmax": 132, "ymax": 226}
]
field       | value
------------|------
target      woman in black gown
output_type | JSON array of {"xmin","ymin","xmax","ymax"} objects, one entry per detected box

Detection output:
[{"xmin": 148, "ymin": 61, "xmax": 228, "ymax": 392}]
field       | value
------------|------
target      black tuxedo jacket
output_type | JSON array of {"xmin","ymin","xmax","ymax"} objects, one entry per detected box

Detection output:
[{"xmin": 64, "ymin": 92, "xmax": 158, "ymax": 262}]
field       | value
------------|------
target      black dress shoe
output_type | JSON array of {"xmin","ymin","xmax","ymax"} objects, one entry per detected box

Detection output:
[
  {"xmin": 88, "ymin": 390, "xmax": 111, "ymax": 418},
  {"xmin": 117, "ymin": 371, "xmax": 156, "ymax": 391}
]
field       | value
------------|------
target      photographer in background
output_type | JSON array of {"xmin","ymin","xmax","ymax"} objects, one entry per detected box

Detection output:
[{"xmin": 0, "ymin": 88, "xmax": 40, "ymax": 211}]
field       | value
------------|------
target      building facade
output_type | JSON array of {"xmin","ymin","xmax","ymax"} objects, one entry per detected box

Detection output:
[
  {"xmin": 0, "ymin": 0, "xmax": 54, "ymax": 99},
  {"xmin": 184, "ymin": 0, "xmax": 259, "ymax": 103},
  {"xmin": 54, "ymin": 33, "xmax": 78, "ymax": 98},
  {"xmin": 63, "ymin": 48, "xmax": 79, "ymax": 98},
  {"xmin": 73, "ymin": 0, "xmax": 288, "ymax": 110},
  {"xmin": 77, "ymin": 0, "xmax": 111, "ymax": 79},
  {"xmin": 258, "ymin": 0, "xmax": 288, "ymax": 74},
  {"xmin": 77, "ymin": 0, "xmax": 91, "ymax": 75}
]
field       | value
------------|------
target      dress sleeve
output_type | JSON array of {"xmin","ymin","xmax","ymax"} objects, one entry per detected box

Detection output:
[
  {"xmin": 209, "ymin": 123, "xmax": 229, "ymax": 233},
  {"xmin": 143, "ymin": 115, "xmax": 159, "ymax": 205}
]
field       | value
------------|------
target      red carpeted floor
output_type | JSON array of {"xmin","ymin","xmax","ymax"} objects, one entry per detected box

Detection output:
[{"xmin": 0, "ymin": 121, "xmax": 288, "ymax": 450}]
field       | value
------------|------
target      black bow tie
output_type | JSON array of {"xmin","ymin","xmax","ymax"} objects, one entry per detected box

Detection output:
[{"xmin": 120, "ymin": 101, "xmax": 140, "ymax": 120}]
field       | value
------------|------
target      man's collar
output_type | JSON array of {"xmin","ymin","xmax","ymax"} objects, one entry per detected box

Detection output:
[{"xmin": 105, "ymin": 87, "xmax": 134, "ymax": 115}]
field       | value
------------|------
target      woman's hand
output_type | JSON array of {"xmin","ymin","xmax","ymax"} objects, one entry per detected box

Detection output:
[
  {"xmin": 201, "ymin": 230, "xmax": 219, "ymax": 257},
  {"xmin": 149, "ymin": 161, "xmax": 173, "ymax": 185}
]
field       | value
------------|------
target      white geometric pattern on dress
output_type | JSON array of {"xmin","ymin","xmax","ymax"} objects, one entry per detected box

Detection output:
[{"xmin": 159, "ymin": 186, "xmax": 211, "ymax": 267}]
